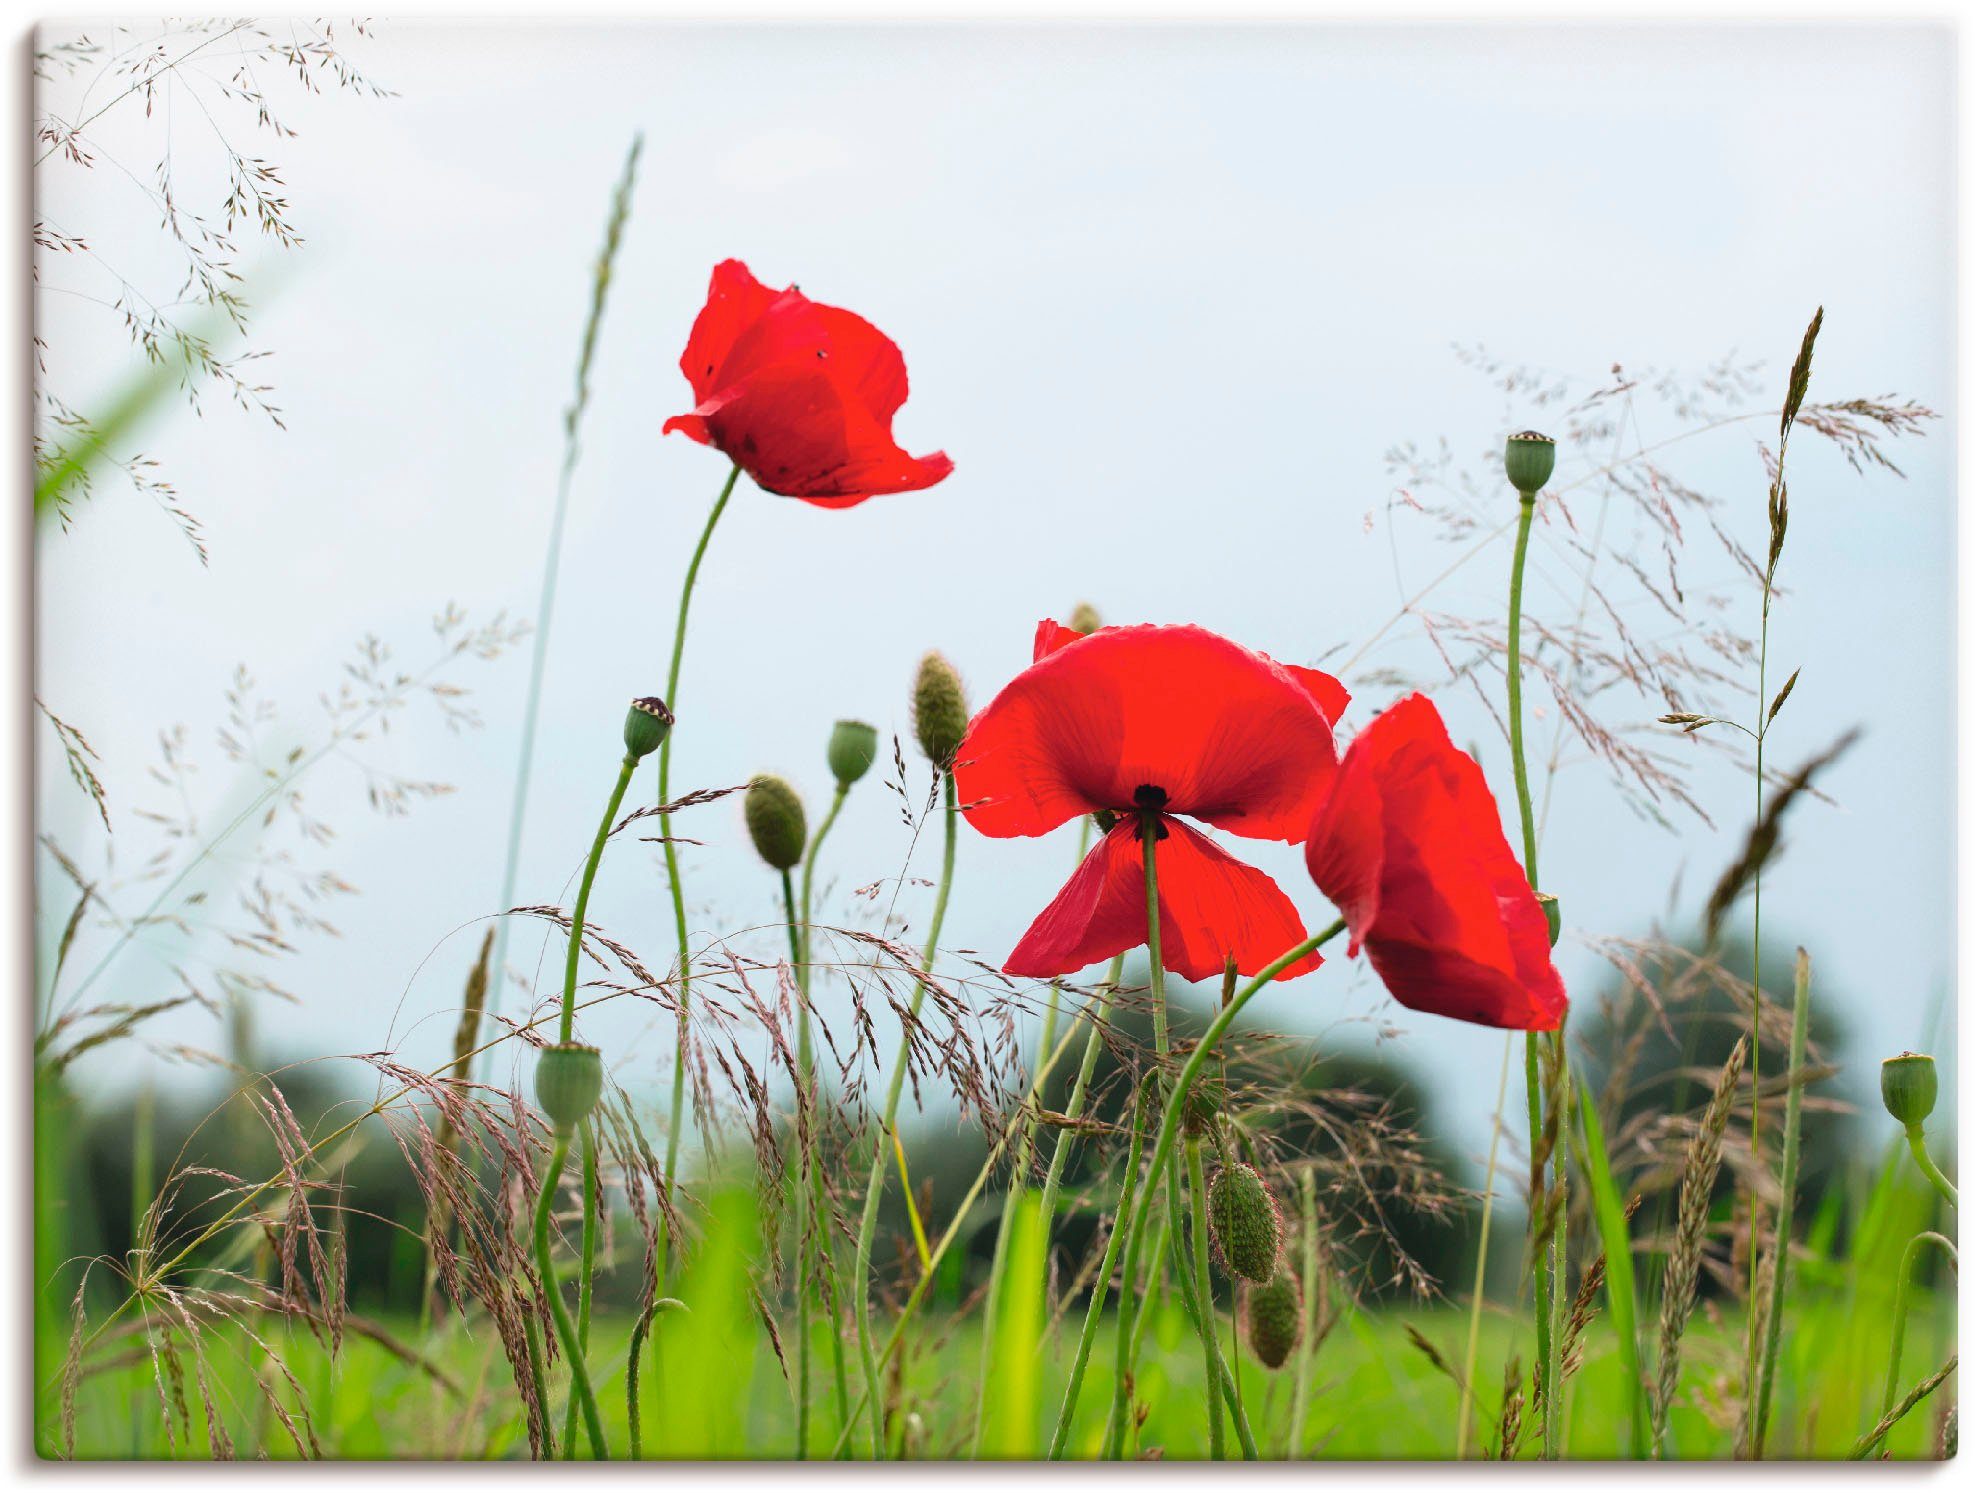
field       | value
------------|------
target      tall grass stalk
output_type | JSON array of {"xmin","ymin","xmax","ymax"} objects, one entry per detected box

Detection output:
[
  {"xmin": 1747, "ymin": 947, "xmax": 1812, "ymax": 1457},
  {"xmin": 1289, "ymin": 1170, "xmax": 1323, "ymax": 1458},
  {"xmin": 486, "ymin": 134, "xmax": 643, "ymax": 1071},
  {"xmin": 849, "ymin": 768, "xmax": 958, "ymax": 1455},
  {"xmin": 1455, "ymin": 1033, "xmax": 1512, "ymax": 1458},
  {"xmin": 1576, "ymin": 1073, "xmax": 1648, "ymax": 1456}
]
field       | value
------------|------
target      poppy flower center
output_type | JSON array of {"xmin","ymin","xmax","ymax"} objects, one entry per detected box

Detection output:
[{"xmin": 1132, "ymin": 783, "xmax": 1169, "ymax": 811}]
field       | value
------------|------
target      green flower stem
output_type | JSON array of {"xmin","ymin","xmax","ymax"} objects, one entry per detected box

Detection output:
[
  {"xmin": 1507, "ymin": 486, "xmax": 1561, "ymax": 1458},
  {"xmin": 778, "ymin": 868, "xmax": 820, "ymax": 1460},
  {"xmin": 850, "ymin": 769, "xmax": 958, "ymax": 1456},
  {"xmin": 559, "ymin": 1120, "xmax": 599, "ymax": 1458},
  {"xmin": 1904, "ymin": 1128, "xmax": 1959, "ymax": 1210},
  {"xmin": 1101, "ymin": 918, "xmax": 1346, "ymax": 1463},
  {"xmin": 1874, "ymin": 1230, "xmax": 1958, "ymax": 1456},
  {"xmin": 799, "ymin": 784, "xmax": 849, "ymax": 977},
  {"xmin": 1048, "ymin": 1073, "xmax": 1150, "ymax": 1459},
  {"xmin": 1456, "ymin": 1033, "xmax": 1514, "ymax": 1458},
  {"xmin": 1187, "ymin": 1136, "xmax": 1227, "ymax": 1460},
  {"xmin": 532, "ymin": 1128, "xmax": 607, "ymax": 1460},
  {"xmin": 1102, "ymin": 1187, "xmax": 1170, "ymax": 1462},
  {"xmin": 522, "ymin": 1289, "xmax": 556, "ymax": 1459},
  {"xmin": 1290, "ymin": 1170, "xmax": 1321, "ymax": 1458},
  {"xmin": 1163, "ymin": 1154, "xmax": 1260, "ymax": 1459},
  {"xmin": 658, "ymin": 462, "xmax": 742, "ymax": 1215},
  {"xmin": 1036, "ymin": 953, "xmax": 1127, "ymax": 1240},
  {"xmin": 1748, "ymin": 949, "xmax": 1810, "ymax": 1457},
  {"xmin": 625, "ymin": 1296, "xmax": 684, "ymax": 1458},
  {"xmin": 561, "ymin": 756, "xmax": 636, "ymax": 1041}
]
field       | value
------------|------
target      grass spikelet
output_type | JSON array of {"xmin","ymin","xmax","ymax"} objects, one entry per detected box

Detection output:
[{"xmin": 1652, "ymin": 1033, "xmax": 1747, "ymax": 1451}]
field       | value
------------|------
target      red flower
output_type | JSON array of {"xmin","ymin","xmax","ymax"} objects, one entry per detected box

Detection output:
[
  {"xmin": 662, "ymin": 259, "xmax": 954, "ymax": 509},
  {"xmin": 959, "ymin": 622, "xmax": 1348, "ymax": 983},
  {"xmin": 1304, "ymin": 694, "xmax": 1567, "ymax": 1031}
]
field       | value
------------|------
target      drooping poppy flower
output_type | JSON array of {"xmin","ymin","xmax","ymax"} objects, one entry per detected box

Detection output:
[
  {"xmin": 662, "ymin": 259, "xmax": 954, "ymax": 508},
  {"xmin": 958, "ymin": 622, "xmax": 1348, "ymax": 983},
  {"xmin": 1304, "ymin": 693, "xmax": 1567, "ymax": 1031}
]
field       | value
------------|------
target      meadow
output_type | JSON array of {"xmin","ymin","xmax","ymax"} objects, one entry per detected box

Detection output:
[{"xmin": 31, "ymin": 39, "xmax": 1956, "ymax": 1463}]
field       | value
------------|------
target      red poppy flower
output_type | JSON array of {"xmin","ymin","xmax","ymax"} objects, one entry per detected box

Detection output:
[
  {"xmin": 959, "ymin": 622, "xmax": 1348, "ymax": 983},
  {"xmin": 662, "ymin": 259, "xmax": 954, "ymax": 509},
  {"xmin": 1304, "ymin": 694, "xmax": 1567, "ymax": 1031}
]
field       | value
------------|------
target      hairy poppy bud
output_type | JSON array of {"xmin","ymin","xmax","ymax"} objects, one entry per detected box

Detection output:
[
  {"xmin": 1182, "ymin": 1069, "xmax": 1225, "ymax": 1138},
  {"xmin": 1881, "ymin": 1051, "xmax": 1938, "ymax": 1130},
  {"xmin": 1242, "ymin": 1267, "xmax": 1304, "ymax": 1369},
  {"xmin": 1067, "ymin": 602, "xmax": 1102, "ymax": 636},
  {"xmin": 912, "ymin": 651, "xmax": 968, "ymax": 769},
  {"xmin": 1208, "ymin": 1162, "xmax": 1283, "ymax": 1283},
  {"xmin": 744, "ymin": 774, "xmax": 807, "ymax": 871},
  {"xmin": 624, "ymin": 696, "xmax": 674, "ymax": 760},
  {"xmin": 535, "ymin": 1041, "xmax": 604, "ymax": 1132},
  {"xmin": 1505, "ymin": 430, "xmax": 1556, "ymax": 496},
  {"xmin": 827, "ymin": 719, "xmax": 879, "ymax": 789}
]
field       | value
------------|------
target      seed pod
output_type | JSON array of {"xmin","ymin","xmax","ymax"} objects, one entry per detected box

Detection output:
[
  {"xmin": 744, "ymin": 774, "xmax": 807, "ymax": 871},
  {"xmin": 827, "ymin": 719, "xmax": 879, "ymax": 789},
  {"xmin": 1504, "ymin": 430, "xmax": 1556, "ymax": 496},
  {"xmin": 1241, "ymin": 1267, "xmax": 1304, "ymax": 1370},
  {"xmin": 535, "ymin": 1042, "xmax": 604, "ymax": 1132},
  {"xmin": 1881, "ymin": 1051, "xmax": 1938, "ymax": 1129},
  {"xmin": 1067, "ymin": 602, "xmax": 1102, "ymax": 636},
  {"xmin": 1208, "ymin": 1162, "xmax": 1283, "ymax": 1283},
  {"xmin": 623, "ymin": 696, "xmax": 674, "ymax": 760},
  {"xmin": 912, "ymin": 651, "xmax": 969, "ymax": 769}
]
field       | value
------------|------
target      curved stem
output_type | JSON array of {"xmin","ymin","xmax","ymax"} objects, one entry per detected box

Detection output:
[
  {"xmin": 1187, "ymin": 1136, "xmax": 1226, "ymax": 1460},
  {"xmin": 532, "ymin": 1130, "xmax": 607, "ymax": 1459},
  {"xmin": 625, "ymin": 1295, "xmax": 684, "ymax": 1458},
  {"xmin": 1875, "ymin": 1230, "xmax": 1958, "ymax": 1455},
  {"xmin": 562, "ymin": 757, "xmax": 635, "ymax": 1040},
  {"xmin": 1905, "ymin": 1127, "xmax": 1959, "ymax": 1210},
  {"xmin": 658, "ymin": 463, "xmax": 741, "ymax": 1205},
  {"xmin": 850, "ymin": 769, "xmax": 958, "ymax": 1455},
  {"xmin": 1037, "ymin": 953, "xmax": 1126, "ymax": 1241},
  {"xmin": 559, "ymin": 1120, "xmax": 599, "ymax": 1458}
]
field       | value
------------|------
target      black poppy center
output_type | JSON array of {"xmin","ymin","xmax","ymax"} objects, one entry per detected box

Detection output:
[{"xmin": 1132, "ymin": 783, "xmax": 1169, "ymax": 811}]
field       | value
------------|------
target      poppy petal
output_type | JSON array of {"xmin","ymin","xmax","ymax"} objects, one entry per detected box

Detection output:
[
  {"xmin": 1305, "ymin": 694, "xmax": 1566, "ymax": 1032},
  {"xmin": 674, "ymin": 259, "xmax": 786, "ymax": 405},
  {"xmin": 957, "ymin": 623, "xmax": 1339, "ymax": 841},
  {"xmin": 1005, "ymin": 817, "xmax": 1321, "ymax": 984}
]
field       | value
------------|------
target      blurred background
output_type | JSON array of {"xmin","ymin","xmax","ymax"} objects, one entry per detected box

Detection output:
[{"xmin": 33, "ymin": 21, "xmax": 1954, "ymax": 1303}]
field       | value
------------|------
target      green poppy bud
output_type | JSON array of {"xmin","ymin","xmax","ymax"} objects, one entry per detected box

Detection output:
[
  {"xmin": 623, "ymin": 696, "xmax": 674, "ymax": 760},
  {"xmin": 1182, "ymin": 1069, "xmax": 1225, "ymax": 1138},
  {"xmin": 1067, "ymin": 602, "xmax": 1102, "ymax": 636},
  {"xmin": 1505, "ymin": 430, "xmax": 1556, "ymax": 496},
  {"xmin": 535, "ymin": 1041, "xmax": 604, "ymax": 1132},
  {"xmin": 1208, "ymin": 1161, "xmax": 1284, "ymax": 1283},
  {"xmin": 1537, "ymin": 891, "xmax": 1562, "ymax": 946},
  {"xmin": 827, "ymin": 718, "xmax": 879, "ymax": 789},
  {"xmin": 1241, "ymin": 1267, "xmax": 1304, "ymax": 1370},
  {"xmin": 1881, "ymin": 1051, "xmax": 1938, "ymax": 1130},
  {"xmin": 744, "ymin": 773, "xmax": 807, "ymax": 871},
  {"xmin": 911, "ymin": 651, "xmax": 969, "ymax": 769}
]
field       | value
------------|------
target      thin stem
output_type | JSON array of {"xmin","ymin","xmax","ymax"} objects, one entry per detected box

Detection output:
[
  {"xmin": 625, "ymin": 1295, "xmax": 684, "ymax": 1458},
  {"xmin": 1187, "ymin": 1137, "xmax": 1226, "ymax": 1459},
  {"xmin": 1875, "ymin": 1231, "xmax": 1958, "ymax": 1455},
  {"xmin": 781, "ymin": 868, "xmax": 817, "ymax": 1461},
  {"xmin": 562, "ymin": 757, "xmax": 636, "ymax": 1042},
  {"xmin": 559, "ymin": 1121, "xmax": 599, "ymax": 1458},
  {"xmin": 486, "ymin": 134, "xmax": 642, "ymax": 1068},
  {"xmin": 1748, "ymin": 949, "xmax": 1811, "ymax": 1456},
  {"xmin": 1905, "ymin": 1128, "xmax": 1960, "ymax": 1210},
  {"xmin": 521, "ymin": 1290, "xmax": 555, "ymax": 1459},
  {"xmin": 658, "ymin": 463, "xmax": 742, "ymax": 1204},
  {"xmin": 1036, "ymin": 953, "xmax": 1126, "ymax": 1241},
  {"xmin": 850, "ymin": 769, "xmax": 958, "ymax": 1456},
  {"xmin": 1289, "ymin": 1170, "xmax": 1321, "ymax": 1459},
  {"xmin": 799, "ymin": 784, "xmax": 849, "ymax": 978},
  {"xmin": 532, "ymin": 1130, "xmax": 607, "ymax": 1460},
  {"xmin": 1456, "ymin": 1032, "xmax": 1514, "ymax": 1458}
]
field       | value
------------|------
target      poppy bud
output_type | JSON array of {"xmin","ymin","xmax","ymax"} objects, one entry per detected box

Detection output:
[
  {"xmin": 827, "ymin": 719, "xmax": 879, "ymax": 789},
  {"xmin": 1241, "ymin": 1267, "xmax": 1304, "ymax": 1370},
  {"xmin": 1067, "ymin": 602, "xmax": 1102, "ymax": 636},
  {"xmin": 624, "ymin": 696, "xmax": 674, "ymax": 760},
  {"xmin": 1208, "ymin": 1162, "xmax": 1284, "ymax": 1283},
  {"xmin": 535, "ymin": 1041, "xmax": 604, "ymax": 1132},
  {"xmin": 1505, "ymin": 430, "xmax": 1556, "ymax": 496},
  {"xmin": 744, "ymin": 774, "xmax": 807, "ymax": 871},
  {"xmin": 1881, "ymin": 1051, "xmax": 1938, "ymax": 1130},
  {"xmin": 1182, "ymin": 1069, "xmax": 1225, "ymax": 1138},
  {"xmin": 912, "ymin": 651, "xmax": 969, "ymax": 769},
  {"xmin": 1537, "ymin": 891, "xmax": 1562, "ymax": 946}
]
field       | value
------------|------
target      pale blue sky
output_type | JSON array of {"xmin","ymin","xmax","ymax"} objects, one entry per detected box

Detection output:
[{"xmin": 35, "ymin": 22, "xmax": 1956, "ymax": 1175}]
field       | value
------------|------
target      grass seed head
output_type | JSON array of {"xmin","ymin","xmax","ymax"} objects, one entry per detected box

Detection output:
[
  {"xmin": 911, "ymin": 651, "xmax": 968, "ymax": 769},
  {"xmin": 744, "ymin": 774, "xmax": 807, "ymax": 871},
  {"xmin": 1209, "ymin": 1161, "xmax": 1283, "ymax": 1282}
]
